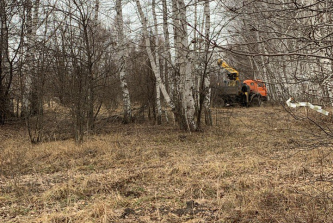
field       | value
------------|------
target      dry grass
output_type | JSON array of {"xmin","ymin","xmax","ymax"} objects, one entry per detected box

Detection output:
[{"xmin": 1, "ymin": 106, "xmax": 333, "ymax": 222}]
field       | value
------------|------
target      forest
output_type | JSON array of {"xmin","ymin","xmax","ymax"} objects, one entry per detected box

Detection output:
[{"xmin": 1, "ymin": 0, "xmax": 333, "ymax": 222}]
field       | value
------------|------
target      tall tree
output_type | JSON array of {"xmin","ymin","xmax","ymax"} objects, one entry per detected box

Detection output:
[
  {"xmin": 135, "ymin": 0, "xmax": 175, "ymax": 114},
  {"xmin": 162, "ymin": 0, "xmax": 173, "ymax": 97},
  {"xmin": 201, "ymin": 0, "xmax": 212, "ymax": 126},
  {"xmin": 175, "ymin": 0, "xmax": 197, "ymax": 131},
  {"xmin": 0, "ymin": 0, "xmax": 12, "ymax": 124},
  {"xmin": 152, "ymin": 0, "xmax": 163, "ymax": 124},
  {"xmin": 116, "ymin": 0, "xmax": 132, "ymax": 124}
]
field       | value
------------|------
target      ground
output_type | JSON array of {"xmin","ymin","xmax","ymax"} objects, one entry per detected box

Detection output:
[{"xmin": 0, "ymin": 105, "xmax": 333, "ymax": 222}]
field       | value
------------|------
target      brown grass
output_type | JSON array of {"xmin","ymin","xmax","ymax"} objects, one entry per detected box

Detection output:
[{"xmin": 1, "ymin": 106, "xmax": 333, "ymax": 222}]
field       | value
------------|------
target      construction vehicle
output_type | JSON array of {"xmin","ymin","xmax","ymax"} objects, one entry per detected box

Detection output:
[{"xmin": 214, "ymin": 59, "xmax": 267, "ymax": 107}]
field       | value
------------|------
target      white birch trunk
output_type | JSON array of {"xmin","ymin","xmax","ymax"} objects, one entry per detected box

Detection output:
[
  {"xmin": 162, "ymin": 0, "xmax": 173, "ymax": 96},
  {"xmin": 152, "ymin": 0, "xmax": 162, "ymax": 124},
  {"xmin": 171, "ymin": 0, "xmax": 182, "ymax": 128},
  {"xmin": 23, "ymin": 0, "xmax": 39, "ymax": 115},
  {"xmin": 203, "ymin": 0, "xmax": 212, "ymax": 126},
  {"xmin": 116, "ymin": 0, "xmax": 132, "ymax": 123},
  {"xmin": 135, "ymin": 0, "xmax": 175, "ymax": 111},
  {"xmin": 178, "ymin": 0, "xmax": 197, "ymax": 131},
  {"xmin": 193, "ymin": 0, "xmax": 201, "ymax": 112},
  {"xmin": 172, "ymin": 0, "xmax": 181, "ymax": 70}
]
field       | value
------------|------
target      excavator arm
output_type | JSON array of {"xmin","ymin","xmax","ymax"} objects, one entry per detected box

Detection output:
[{"xmin": 217, "ymin": 59, "xmax": 240, "ymax": 81}]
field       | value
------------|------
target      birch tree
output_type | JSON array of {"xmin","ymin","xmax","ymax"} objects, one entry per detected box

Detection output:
[
  {"xmin": 199, "ymin": 0, "xmax": 212, "ymax": 127},
  {"xmin": 116, "ymin": 0, "xmax": 132, "ymax": 124},
  {"xmin": 23, "ymin": 0, "xmax": 40, "ymax": 116},
  {"xmin": 152, "ymin": 0, "xmax": 162, "ymax": 124},
  {"xmin": 162, "ymin": 0, "xmax": 173, "ymax": 96},
  {"xmin": 135, "ymin": 0, "xmax": 198, "ymax": 130},
  {"xmin": 174, "ymin": 0, "xmax": 197, "ymax": 131},
  {"xmin": 135, "ymin": 0, "xmax": 175, "ymax": 114}
]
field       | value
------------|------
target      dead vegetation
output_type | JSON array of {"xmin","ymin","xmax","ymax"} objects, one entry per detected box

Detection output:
[{"xmin": 0, "ymin": 106, "xmax": 333, "ymax": 222}]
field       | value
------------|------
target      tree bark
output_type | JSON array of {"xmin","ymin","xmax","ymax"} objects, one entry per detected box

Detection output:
[
  {"xmin": 116, "ymin": 0, "xmax": 132, "ymax": 124},
  {"xmin": 162, "ymin": 0, "xmax": 173, "ymax": 96},
  {"xmin": 177, "ymin": 0, "xmax": 197, "ymax": 131},
  {"xmin": 152, "ymin": 0, "xmax": 162, "ymax": 124},
  {"xmin": 202, "ymin": 0, "xmax": 212, "ymax": 126}
]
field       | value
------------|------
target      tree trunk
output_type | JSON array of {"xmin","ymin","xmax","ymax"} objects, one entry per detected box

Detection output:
[
  {"xmin": 177, "ymin": 0, "xmax": 197, "ymax": 131},
  {"xmin": 135, "ymin": 0, "xmax": 175, "ymax": 113},
  {"xmin": 152, "ymin": 0, "xmax": 162, "ymax": 124},
  {"xmin": 0, "ymin": 1, "xmax": 8, "ymax": 125},
  {"xmin": 162, "ymin": 0, "xmax": 173, "ymax": 96},
  {"xmin": 24, "ymin": 0, "xmax": 44, "ymax": 143},
  {"xmin": 116, "ymin": 0, "xmax": 132, "ymax": 124},
  {"xmin": 202, "ymin": 0, "xmax": 212, "ymax": 126},
  {"xmin": 23, "ymin": 0, "xmax": 41, "ymax": 116}
]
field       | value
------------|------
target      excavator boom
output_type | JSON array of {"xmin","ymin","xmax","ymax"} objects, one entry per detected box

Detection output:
[{"xmin": 217, "ymin": 59, "xmax": 239, "ymax": 81}]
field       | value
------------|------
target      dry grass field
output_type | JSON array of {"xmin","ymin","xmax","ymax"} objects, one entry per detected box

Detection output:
[{"xmin": 1, "ymin": 105, "xmax": 333, "ymax": 222}]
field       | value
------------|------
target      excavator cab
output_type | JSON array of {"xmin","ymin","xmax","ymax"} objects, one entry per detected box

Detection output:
[
  {"xmin": 243, "ymin": 79, "xmax": 267, "ymax": 101},
  {"xmin": 227, "ymin": 73, "xmax": 238, "ymax": 81}
]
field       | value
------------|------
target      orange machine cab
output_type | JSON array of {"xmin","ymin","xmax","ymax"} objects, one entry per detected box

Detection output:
[{"xmin": 243, "ymin": 80, "xmax": 267, "ymax": 99}]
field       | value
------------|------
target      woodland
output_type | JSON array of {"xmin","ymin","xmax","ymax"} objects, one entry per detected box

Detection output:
[
  {"xmin": 0, "ymin": 0, "xmax": 332, "ymax": 141},
  {"xmin": 1, "ymin": 0, "xmax": 333, "ymax": 222}
]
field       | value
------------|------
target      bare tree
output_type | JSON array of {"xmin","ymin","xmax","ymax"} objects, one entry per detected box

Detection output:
[
  {"xmin": 196, "ymin": 0, "xmax": 213, "ymax": 127},
  {"xmin": 162, "ymin": 0, "xmax": 173, "ymax": 97},
  {"xmin": 23, "ymin": 0, "xmax": 41, "ymax": 117},
  {"xmin": 0, "ymin": 0, "xmax": 10, "ymax": 124},
  {"xmin": 135, "ymin": 0, "xmax": 175, "ymax": 112},
  {"xmin": 152, "ymin": 0, "xmax": 163, "ymax": 124},
  {"xmin": 0, "ymin": 0, "xmax": 19, "ymax": 124},
  {"xmin": 116, "ymin": 0, "xmax": 132, "ymax": 124},
  {"xmin": 174, "ymin": 0, "xmax": 197, "ymax": 131},
  {"xmin": 40, "ymin": 0, "xmax": 117, "ymax": 142}
]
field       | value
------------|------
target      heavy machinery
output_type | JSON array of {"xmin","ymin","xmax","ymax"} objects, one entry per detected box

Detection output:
[{"xmin": 214, "ymin": 59, "xmax": 267, "ymax": 107}]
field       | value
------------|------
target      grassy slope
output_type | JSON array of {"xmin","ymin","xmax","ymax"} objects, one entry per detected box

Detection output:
[{"xmin": 0, "ymin": 106, "xmax": 333, "ymax": 222}]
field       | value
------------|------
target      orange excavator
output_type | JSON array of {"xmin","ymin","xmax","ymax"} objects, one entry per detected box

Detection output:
[{"xmin": 215, "ymin": 59, "xmax": 267, "ymax": 106}]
